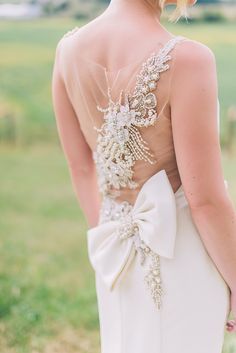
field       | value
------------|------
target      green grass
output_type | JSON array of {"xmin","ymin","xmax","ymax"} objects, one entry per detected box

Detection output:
[
  {"xmin": 0, "ymin": 144, "xmax": 99, "ymax": 353},
  {"xmin": 0, "ymin": 145, "xmax": 236, "ymax": 352},
  {"xmin": 0, "ymin": 19, "xmax": 236, "ymax": 144},
  {"xmin": 0, "ymin": 16, "xmax": 236, "ymax": 353}
]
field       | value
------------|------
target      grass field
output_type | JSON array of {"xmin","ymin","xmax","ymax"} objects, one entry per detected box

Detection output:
[
  {"xmin": 0, "ymin": 18, "xmax": 236, "ymax": 144},
  {"xmin": 0, "ymin": 16, "xmax": 236, "ymax": 353}
]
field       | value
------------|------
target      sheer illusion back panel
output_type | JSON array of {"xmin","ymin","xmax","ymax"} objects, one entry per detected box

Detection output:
[{"xmin": 58, "ymin": 29, "xmax": 187, "ymax": 205}]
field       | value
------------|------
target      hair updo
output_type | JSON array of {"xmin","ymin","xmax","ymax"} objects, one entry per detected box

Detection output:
[{"xmin": 146, "ymin": 0, "xmax": 189, "ymax": 23}]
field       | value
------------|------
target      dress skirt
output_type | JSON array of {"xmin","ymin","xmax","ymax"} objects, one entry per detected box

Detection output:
[{"xmin": 87, "ymin": 169, "xmax": 230, "ymax": 353}]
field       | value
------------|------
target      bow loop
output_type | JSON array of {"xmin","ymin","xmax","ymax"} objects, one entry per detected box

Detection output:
[{"xmin": 87, "ymin": 169, "xmax": 177, "ymax": 299}]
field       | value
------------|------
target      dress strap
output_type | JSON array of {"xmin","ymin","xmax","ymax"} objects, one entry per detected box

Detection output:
[{"xmin": 131, "ymin": 35, "xmax": 186, "ymax": 106}]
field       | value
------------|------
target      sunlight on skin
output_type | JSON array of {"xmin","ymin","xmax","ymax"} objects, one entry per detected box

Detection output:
[{"xmin": 162, "ymin": 0, "xmax": 236, "ymax": 336}]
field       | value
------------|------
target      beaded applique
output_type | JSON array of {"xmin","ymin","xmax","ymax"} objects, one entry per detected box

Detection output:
[
  {"xmin": 93, "ymin": 35, "xmax": 184, "ymax": 199},
  {"xmin": 99, "ymin": 196, "xmax": 162, "ymax": 309},
  {"xmin": 91, "ymin": 36, "xmax": 184, "ymax": 309}
]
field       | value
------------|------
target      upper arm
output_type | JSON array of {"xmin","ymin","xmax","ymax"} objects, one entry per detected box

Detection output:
[
  {"xmin": 51, "ymin": 39, "xmax": 93, "ymax": 173},
  {"xmin": 170, "ymin": 40, "xmax": 228, "ymax": 209}
]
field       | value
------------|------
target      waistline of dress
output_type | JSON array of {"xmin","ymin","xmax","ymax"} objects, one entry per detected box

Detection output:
[{"xmin": 99, "ymin": 177, "xmax": 189, "ymax": 225}]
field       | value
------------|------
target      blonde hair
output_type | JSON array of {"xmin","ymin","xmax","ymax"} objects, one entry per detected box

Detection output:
[{"xmin": 147, "ymin": 0, "xmax": 189, "ymax": 23}]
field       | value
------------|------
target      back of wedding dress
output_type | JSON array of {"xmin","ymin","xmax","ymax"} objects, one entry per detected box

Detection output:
[
  {"xmin": 52, "ymin": 20, "xmax": 232, "ymax": 353},
  {"xmin": 54, "ymin": 25, "xmax": 220, "ymax": 208}
]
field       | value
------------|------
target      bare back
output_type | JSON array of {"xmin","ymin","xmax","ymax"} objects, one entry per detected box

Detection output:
[
  {"xmin": 55, "ymin": 18, "xmax": 194, "ymax": 205},
  {"xmin": 52, "ymin": 10, "xmax": 236, "ymax": 340}
]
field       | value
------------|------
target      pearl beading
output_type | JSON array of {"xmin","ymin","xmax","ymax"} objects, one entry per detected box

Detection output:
[
  {"xmin": 91, "ymin": 36, "xmax": 184, "ymax": 309},
  {"xmin": 61, "ymin": 28, "xmax": 185, "ymax": 309},
  {"xmin": 99, "ymin": 196, "xmax": 162, "ymax": 309},
  {"xmin": 93, "ymin": 35, "xmax": 184, "ymax": 199}
]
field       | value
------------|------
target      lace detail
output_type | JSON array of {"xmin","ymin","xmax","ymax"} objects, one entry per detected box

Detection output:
[{"xmin": 93, "ymin": 35, "xmax": 184, "ymax": 199}]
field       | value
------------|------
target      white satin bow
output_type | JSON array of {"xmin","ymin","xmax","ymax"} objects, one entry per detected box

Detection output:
[{"xmin": 87, "ymin": 169, "xmax": 178, "ymax": 290}]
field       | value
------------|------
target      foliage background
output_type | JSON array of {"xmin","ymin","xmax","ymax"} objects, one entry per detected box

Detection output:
[{"xmin": 0, "ymin": 1, "xmax": 236, "ymax": 352}]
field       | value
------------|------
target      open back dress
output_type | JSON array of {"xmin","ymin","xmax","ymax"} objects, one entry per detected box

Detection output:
[{"xmin": 55, "ymin": 26, "xmax": 230, "ymax": 353}]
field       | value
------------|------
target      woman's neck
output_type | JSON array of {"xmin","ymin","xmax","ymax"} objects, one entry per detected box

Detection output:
[{"xmin": 104, "ymin": 0, "xmax": 162, "ymax": 22}]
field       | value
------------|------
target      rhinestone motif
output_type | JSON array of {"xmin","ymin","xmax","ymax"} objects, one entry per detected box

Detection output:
[
  {"xmin": 93, "ymin": 36, "xmax": 184, "ymax": 309},
  {"xmin": 93, "ymin": 36, "xmax": 183, "ymax": 198},
  {"xmin": 99, "ymin": 196, "xmax": 163, "ymax": 309}
]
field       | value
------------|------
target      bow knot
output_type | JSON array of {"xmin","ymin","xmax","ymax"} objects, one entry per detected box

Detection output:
[
  {"xmin": 117, "ymin": 214, "xmax": 139, "ymax": 240},
  {"xmin": 87, "ymin": 169, "xmax": 178, "ymax": 309}
]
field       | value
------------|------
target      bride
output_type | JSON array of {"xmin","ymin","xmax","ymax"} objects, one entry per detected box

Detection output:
[{"xmin": 52, "ymin": 0, "xmax": 236, "ymax": 352}]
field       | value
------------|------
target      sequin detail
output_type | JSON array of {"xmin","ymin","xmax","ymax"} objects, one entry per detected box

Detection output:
[
  {"xmin": 99, "ymin": 196, "xmax": 162, "ymax": 309},
  {"xmin": 93, "ymin": 35, "xmax": 184, "ymax": 199}
]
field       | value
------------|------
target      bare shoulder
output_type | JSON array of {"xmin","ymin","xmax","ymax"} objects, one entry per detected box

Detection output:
[
  {"xmin": 174, "ymin": 36, "xmax": 216, "ymax": 69},
  {"xmin": 55, "ymin": 19, "xmax": 99, "ymax": 55},
  {"xmin": 54, "ymin": 25, "xmax": 84, "ymax": 62},
  {"xmin": 56, "ymin": 26, "xmax": 80, "ymax": 48},
  {"xmin": 57, "ymin": 14, "xmax": 104, "ymax": 44}
]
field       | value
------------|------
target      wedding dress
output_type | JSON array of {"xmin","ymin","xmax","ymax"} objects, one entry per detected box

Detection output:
[{"xmin": 56, "ymin": 27, "xmax": 230, "ymax": 353}]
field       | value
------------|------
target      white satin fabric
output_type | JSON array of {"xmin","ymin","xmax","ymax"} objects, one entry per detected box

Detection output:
[
  {"xmin": 86, "ymin": 170, "xmax": 230, "ymax": 353},
  {"xmin": 87, "ymin": 169, "xmax": 177, "ymax": 290}
]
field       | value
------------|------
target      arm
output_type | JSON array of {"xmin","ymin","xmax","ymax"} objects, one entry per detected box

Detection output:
[
  {"xmin": 51, "ymin": 40, "xmax": 101, "ymax": 229},
  {"xmin": 170, "ymin": 40, "xmax": 236, "ymax": 296}
]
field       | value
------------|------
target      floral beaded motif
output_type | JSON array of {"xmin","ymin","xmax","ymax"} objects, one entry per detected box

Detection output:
[
  {"xmin": 99, "ymin": 196, "xmax": 163, "ymax": 309},
  {"xmin": 92, "ymin": 35, "xmax": 184, "ymax": 199},
  {"xmin": 92, "ymin": 35, "xmax": 184, "ymax": 310}
]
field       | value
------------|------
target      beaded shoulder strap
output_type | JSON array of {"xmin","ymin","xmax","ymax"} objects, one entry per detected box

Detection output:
[
  {"xmin": 134, "ymin": 35, "xmax": 185, "ymax": 92},
  {"xmin": 127, "ymin": 35, "xmax": 185, "ymax": 126}
]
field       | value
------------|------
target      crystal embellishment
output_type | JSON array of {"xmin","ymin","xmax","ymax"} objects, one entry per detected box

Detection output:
[
  {"xmin": 99, "ymin": 196, "xmax": 163, "ymax": 309},
  {"xmin": 133, "ymin": 238, "xmax": 162, "ymax": 310},
  {"xmin": 91, "ymin": 36, "xmax": 185, "ymax": 309},
  {"xmin": 93, "ymin": 36, "xmax": 184, "ymax": 198}
]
